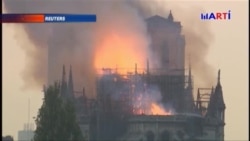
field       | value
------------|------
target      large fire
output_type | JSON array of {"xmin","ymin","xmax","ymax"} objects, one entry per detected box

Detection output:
[
  {"xmin": 94, "ymin": 33, "xmax": 146, "ymax": 74},
  {"xmin": 150, "ymin": 103, "xmax": 172, "ymax": 115},
  {"xmin": 94, "ymin": 33, "xmax": 172, "ymax": 116},
  {"xmin": 133, "ymin": 102, "xmax": 173, "ymax": 116}
]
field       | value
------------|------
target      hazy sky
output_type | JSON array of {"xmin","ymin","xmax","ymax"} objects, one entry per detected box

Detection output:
[{"xmin": 2, "ymin": 0, "xmax": 248, "ymax": 140}]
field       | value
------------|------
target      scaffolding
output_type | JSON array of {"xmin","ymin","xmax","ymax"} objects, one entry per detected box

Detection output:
[{"xmin": 195, "ymin": 88, "xmax": 213, "ymax": 116}]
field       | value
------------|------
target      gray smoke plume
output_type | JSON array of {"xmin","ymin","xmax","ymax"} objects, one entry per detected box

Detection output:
[
  {"xmin": 3, "ymin": 0, "xmax": 215, "ymax": 97},
  {"xmin": 128, "ymin": 2, "xmax": 216, "ymax": 87}
]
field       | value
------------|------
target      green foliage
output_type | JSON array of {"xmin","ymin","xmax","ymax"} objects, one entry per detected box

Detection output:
[{"xmin": 34, "ymin": 83, "xmax": 84, "ymax": 141}]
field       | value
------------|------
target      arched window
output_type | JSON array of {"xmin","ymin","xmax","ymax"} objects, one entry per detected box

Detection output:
[
  {"xmin": 176, "ymin": 130, "xmax": 185, "ymax": 140},
  {"xmin": 145, "ymin": 130, "xmax": 155, "ymax": 141},
  {"xmin": 139, "ymin": 138, "xmax": 143, "ymax": 141},
  {"xmin": 161, "ymin": 42, "xmax": 169, "ymax": 65},
  {"xmin": 160, "ymin": 130, "xmax": 171, "ymax": 141}
]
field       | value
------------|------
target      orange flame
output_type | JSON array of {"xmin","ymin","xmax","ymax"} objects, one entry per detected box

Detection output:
[
  {"xmin": 150, "ymin": 103, "xmax": 172, "ymax": 115},
  {"xmin": 94, "ymin": 33, "xmax": 146, "ymax": 73}
]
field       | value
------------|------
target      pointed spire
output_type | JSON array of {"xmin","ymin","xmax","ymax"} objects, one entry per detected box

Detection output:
[
  {"xmin": 68, "ymin": 65, "xmax": 74, "ymax": 99},
  {"xmin": 217, "ymin": 69, "xmax": 221, "ymax": 85},
  {"xmin": 168, "ymin": 10, "xmax": 174, "ymax": 21},
  {"xmin": 206, "ymin": 70, "xmax": 225, "ymax": 119},
  {"xmin": 188, "ymin": 64, "xmax": 192, "ymax": 87},
  {"xmin": 215, "ymin": 69, "xmax": 225, "ymax": 109},
  {"xmin": 183, "ymin": 56, "xmax": 195, "ymax": 113},
  {"xmin": 188, "ymin": 54, "xmax": 191, "ymax": 74},
  {"xmin": 196, "ymin": 89, "xmax": 200, "ymax": 105},
  {"xmin": 135, "ymin": 63, "xmax": 138, "ymax": 75},
  {"xmin": 61, "ymin": 65, "xmax": 67, "ymax": 98},
  {"xmin": 197, "ymin": 89, "xmax": 200, "ymax": 98},
  {"xmin": 62, "ymin": 65, "xmax": 66, "ymax": 83},
  {"xmin": 187, "ymin": 55, "xmax": 192, "ymax": 88},
  {"xmin": 196, "ymin": 89, "xmax": 201, "ymax": 113},
  {"xmin": 147, "ymin": 59, "xmax": 150, "ymax": 75}
]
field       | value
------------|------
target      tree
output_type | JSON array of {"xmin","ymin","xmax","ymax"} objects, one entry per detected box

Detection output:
[{"xmin": 34, "ymin": 83, "xmax": 84, "ymax": 141}]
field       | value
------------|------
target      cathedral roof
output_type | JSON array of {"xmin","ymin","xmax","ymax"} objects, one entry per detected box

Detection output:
[
  {"xmin": 146, "ymin": 12, "xmax": 181, "ymax": 28},
  {"xmin": 146, "ymin": 15, "xmax": 168, "ymax": 22}
]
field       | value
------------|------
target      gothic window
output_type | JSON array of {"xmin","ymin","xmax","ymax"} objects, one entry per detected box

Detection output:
[
  {"xmin": 145, "ymin": 131, "xmax": 155, "ymax": 141},
  {"xmin": 139, "ymin": 138, "xmax": 143, "ymax": 141},
  {"xmin": 160, "ymin": 130, "xmax": 171, "ymax": 141},
  {"xmin": 176, "ymin": 130, "xmax": 185, "ymax": 140},
  {"xmin": 161, "ymin": 42, "xmax": 169, "ymax": 64}
]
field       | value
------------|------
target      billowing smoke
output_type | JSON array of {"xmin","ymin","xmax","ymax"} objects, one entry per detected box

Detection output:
[
  {"xmin": 128, "ymin": 2, "xmax": 216, "ymax": 87},
  {"xmin": 3, "ymin": 0, "xmax": 215, "ymax": 97}
]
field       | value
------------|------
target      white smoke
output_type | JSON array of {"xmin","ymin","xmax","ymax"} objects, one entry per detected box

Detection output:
[{"xmin": 3, "ymin": 0, "xmax": 215, "ymax": 98}]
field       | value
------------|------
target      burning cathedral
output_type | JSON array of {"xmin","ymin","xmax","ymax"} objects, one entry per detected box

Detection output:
[{"xmin": 48, "ymin": 12, "xmax": 226, "ymax": 141}]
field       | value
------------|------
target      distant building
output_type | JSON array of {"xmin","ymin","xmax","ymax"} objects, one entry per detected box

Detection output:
[{"xmin": 18, "ymin": 123, "xmax": 34, "ymax": 141}]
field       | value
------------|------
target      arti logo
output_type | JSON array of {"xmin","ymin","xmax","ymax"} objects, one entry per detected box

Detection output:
[{"xmin": 201, "ymin": 10, "xmax": 231, "ymax": 20}]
